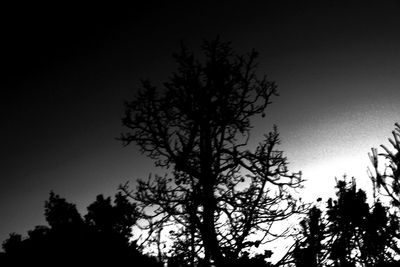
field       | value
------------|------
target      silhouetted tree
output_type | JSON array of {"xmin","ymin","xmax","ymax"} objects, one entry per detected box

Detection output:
[
  {"xmin": 327, "ymin": 178, "xmax": 370, "ymax": 267},
  {"xmin": 1, "ymin": 191, "xmax": 162, "ymax": 266},
  {"xmin": 362, "ymin": 200, "xmax": 400, "ymax": 266},
  {"xmin": 368, "ymin": 122, "xmax": 400, "ymax": 259},
  {"xmin": 369, "ymin": 123, "xmax": 400, "ymax": 208},
  {"xmin": 369, "ymin": 123, "xmax": 400, "ymax": 207},
  {"xmin": 120, "ymin": 38, "xmax": 304, "ymax": 266},
  {"xmin": 293, "ymin": 205, "xmax": 325, "ymax": 267},
  {"xmin": 42, "ymin": 191, "xmax": 88, "ymax": 261},
  {"xmin": 328, "ymin": 178, "xmax": 399, "ymax": 266},
  {"xmin": 85, "ymin": 192, "xmax": 137, "ymax": 243},
  {"xmin": 292, "ymin": 177, "xmax": 400, "ymax": 267},
  {"xmin": 45, "ymin": 191, "xmax": 84, "ymax": 230},
  {"xmin": 2, "ymin": 233, "xmax": 23, "ymax": 255}
]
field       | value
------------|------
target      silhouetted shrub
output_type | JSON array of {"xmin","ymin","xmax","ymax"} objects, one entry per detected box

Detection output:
[{"xmin": 1, "ymin": 191, "xmax": 162, "ymax": 266}]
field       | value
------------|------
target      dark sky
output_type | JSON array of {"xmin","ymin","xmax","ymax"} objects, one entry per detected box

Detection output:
[{"xmin": 1, "ymin": 1, "xmax": 400, "ymax": 245}]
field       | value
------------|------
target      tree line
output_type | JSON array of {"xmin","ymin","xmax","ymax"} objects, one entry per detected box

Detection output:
[
  {"xmin": 1, "ymin": 191, "xmax": 161, "ymax": 266},
  {"xmin": 2, "ymin": 39, "xmax": 399, "ymax": 266}
]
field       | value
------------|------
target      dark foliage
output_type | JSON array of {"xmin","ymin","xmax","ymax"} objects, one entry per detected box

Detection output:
[
  {"xmin": 293, "ymin": 177, "xmax": 400, "ymax": 267},
  {"xmin": 293, "ymin": 206, "xmax": 325, "ymax": 267},
  {"xmin": 369, "ymin": 123, "xmax": 400, "ymax": 207},
  {"xmin": 3, "ymin": 37, "xmax": 398, "ymax": 267},
  {"xmin": 1, "ymin": 191, "xmax": 162, "ymax": 266}
]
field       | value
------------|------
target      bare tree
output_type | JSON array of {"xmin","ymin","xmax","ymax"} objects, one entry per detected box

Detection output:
[{"xmin": 120, "ymin": 38, "xmax": 304, "ymax": 266}]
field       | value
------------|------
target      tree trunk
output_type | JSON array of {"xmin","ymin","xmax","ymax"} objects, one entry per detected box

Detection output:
[
  {"xmin": 199, "ymin": 116, "xmax": 224, "ymax": 266},
  {"xmin": 202, "ymin": 183, "xmax": 224, "ymax": 266}
]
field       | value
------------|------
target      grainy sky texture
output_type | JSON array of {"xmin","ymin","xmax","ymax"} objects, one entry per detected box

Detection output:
[{"xmin": 1, "ymin": 1, "xmax": 400, "ymax": 246}]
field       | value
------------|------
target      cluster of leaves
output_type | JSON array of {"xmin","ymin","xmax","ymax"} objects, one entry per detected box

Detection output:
[{"xmin": 1, "ymin": 192, "xmax": 162, "ymax": 266}]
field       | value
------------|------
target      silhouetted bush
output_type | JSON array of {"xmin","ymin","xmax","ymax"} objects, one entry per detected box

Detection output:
[{"xmin": 1, "ymin": 191, "xmax": 162, "ymax": 266}]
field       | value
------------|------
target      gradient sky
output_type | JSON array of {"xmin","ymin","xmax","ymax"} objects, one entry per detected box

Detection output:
[{"xmin": 1, "ymin": 1, "xmax": 400, "ymax": 246}]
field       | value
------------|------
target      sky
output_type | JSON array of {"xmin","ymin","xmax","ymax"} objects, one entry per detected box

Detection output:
[{"xmin": 1, "ymin": 1, "xmax": 400, "ymax": 248}]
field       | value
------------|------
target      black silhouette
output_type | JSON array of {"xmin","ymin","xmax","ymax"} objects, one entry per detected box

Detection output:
[
  {"xmin": 85, "ymin": 192, "xmax": 138, "ymax": 244},
  {"xmin": 1, "ymin": 191, "xmax": 162, "ymax": 266},
  {"xmin": 369, "ymin": 123, "xmax": 400, "ymax": 207},
  {"xmin": 120, "ymin": 38, "xmax": 304, "ymax": 266},
  {"xmin": 293, "ymin": 177, "xmax": 400, "ymax": 267},
  {"xmin": 293, "ymin": 205, "xmax": 325, "ymax": 267},
  {"xmin": 3, "ymin": 33, "xmax": 399, "ymax": 266}
]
